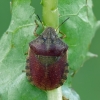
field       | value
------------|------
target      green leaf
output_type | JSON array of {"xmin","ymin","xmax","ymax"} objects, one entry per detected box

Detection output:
[
  {"xmin": 0, "ymin": 0, "xmax": 98, "ymax": 100},
  {"xmin": 58, "ymin": 0, "xmax": 97, "ymax": 71},
  {"xmin": 0, "ymin": 0, "xmax": 46, "ymax": 100},
  {"xmin": 62, "ymin": 86, "xmax": 80, "ymax": 100}
]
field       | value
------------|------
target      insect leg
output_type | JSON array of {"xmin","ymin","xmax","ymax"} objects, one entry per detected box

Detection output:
[
  {"xmin": 36, "ymin": 15, "xmax": 44, "ymax": 29},
  {"xmin": 59, "ymin": 31, "xmax": 66, "ymax": 39},
  {"xmin": 34, "ymin": 20, "xmax": 39, "ymax": 37},
  {"xmin": 22, "ymin": 70, "xmax": 26, "ymax": 72}
]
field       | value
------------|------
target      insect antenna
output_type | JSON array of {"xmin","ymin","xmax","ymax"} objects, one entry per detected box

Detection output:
[
  {"xmin": 56, "ymin": 17, "xmax": 70, "ymax": 31},
  {"xmin": 36, "ymin": 15, "xmax": 44, "ymax": 29},
  {"xmin": 36, "ymin": 15, "xmax": 42, "ymax": 24}
]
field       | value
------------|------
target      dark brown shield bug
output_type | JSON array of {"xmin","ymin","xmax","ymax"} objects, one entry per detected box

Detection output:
[{"xmin": 26, "ymin": 26, "xmax": 69, "ymax": 90}]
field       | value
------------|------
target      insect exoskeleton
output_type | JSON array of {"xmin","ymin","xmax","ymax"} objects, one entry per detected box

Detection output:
[{"xmin": 26, "ymin": 27, "xmax": 69, "ymax": 90}]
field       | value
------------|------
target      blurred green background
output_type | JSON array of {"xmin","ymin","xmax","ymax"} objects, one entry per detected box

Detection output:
[{"xmin": 0, "ymin": 0, "xmax": 100, "ymax": 100}]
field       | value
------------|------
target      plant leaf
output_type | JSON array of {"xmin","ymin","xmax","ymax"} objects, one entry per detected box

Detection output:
[
  {"xmin": 0, "ymin": 0, "xmax": 46, "ymax": 100},
  {"xmin": 62, "ymin": 86, "xmax": 80, "ymax": 100},
  {"xmin": 58, "ymin": 0, "xmax": 97, "ymax": 71},
  {"xmin": 58, "ymin": 0, "xmax": 98, "ymax": 98}
]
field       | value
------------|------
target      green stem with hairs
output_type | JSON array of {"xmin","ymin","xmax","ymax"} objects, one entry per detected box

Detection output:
[{"xmin": 41, "ymin": 0, "xmax": 62, "ymax": 100}]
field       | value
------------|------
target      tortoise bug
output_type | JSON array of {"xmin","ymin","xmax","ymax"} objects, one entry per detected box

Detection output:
[{"xmin": 26, "ymin": 21, "xmax": 69, "ymax": 90}]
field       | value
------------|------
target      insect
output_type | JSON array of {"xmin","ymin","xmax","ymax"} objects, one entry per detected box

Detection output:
[{"xmin": 25, "ymin": 19, "xmax": 69, "ymax": 90}]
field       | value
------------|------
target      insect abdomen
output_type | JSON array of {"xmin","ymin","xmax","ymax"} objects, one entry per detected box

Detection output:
[{"xmin": 26, "ymin": 49, "xmax": 68, "ymax": 90}]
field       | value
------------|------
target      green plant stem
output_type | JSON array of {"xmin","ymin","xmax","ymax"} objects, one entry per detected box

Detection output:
[
  {"xmin": 41, "ymin": 0, "xmax": 62, "ymax": 100},
  {"xmin": 41, "ymin": 0, "xmax": 59, "ymax": 28},
  {"xmin": 47, "ymin": 87, "xmax": 62, "ymax": 100}
]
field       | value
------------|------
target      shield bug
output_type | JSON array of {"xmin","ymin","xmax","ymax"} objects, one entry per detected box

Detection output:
[{"xmin": 26, "ymin": 19, "xmax": 69, "ymax": 90}]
